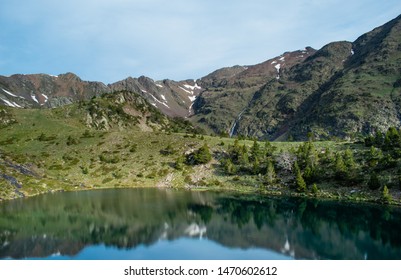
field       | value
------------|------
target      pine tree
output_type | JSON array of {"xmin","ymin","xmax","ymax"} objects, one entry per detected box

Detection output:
[
  {"xmin": 334, "ymin": 153, "xmax": 347, "ymax": 179},
  {"xmin": 387, "ymin": 127, "xmax": 401, "ymax": 148},
  {"xmin": 296, "ymin": 169, "xmax": 307, "ymax": 193},
  {"xmin": 264, "ymin": 141, "xmax": 276, "ymax": 157},
  {"xmin": 250, "ymin": 140, "xmax": 261, "ymax": 162},
  {"xmin": 228, "ymin": 139, "xmax": 242, "ymax": 163},
  {"xmin": 344, "ymin": 149, "xmax": 356, "ymax": 169},
  {"xmin": 265, "ymin": 160, "xmax": 276, "ymax": 185},
  {"xmin": 308, "ymin": 144, "xmax": 319, "ymax": 169},
  {"xmin": 343, "ymin": 149, "xmax": 356, "ymax": 180},
  {"xmin": 303, "ymin": 165, "xmax": 314, "ymax": 183},
  {"xmin": 311, "ymin": 183, "xmax": 318, "ymax": 194},
  {"xmin": 381, "ymin": 185, "xmax": 392, "ymax": 204},
  {"xmin": 252, "ymin": 158, "xmax": 260, "ymax": 175},
  {"xmin": 238, "ymin": 144, "xmax": 249, "ymax": 167},
  {"xmin": 222, "ymin": 158, "xmax": 236, "ymax": 175},
  {"xmin": 193, "ymin": 143, "xmax": 212, "ymax": 164}
]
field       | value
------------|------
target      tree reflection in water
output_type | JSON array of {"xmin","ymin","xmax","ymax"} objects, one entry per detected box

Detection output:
[{"xmin": 1, "ymin": 188, "xmax": 401, "ymax": 259}]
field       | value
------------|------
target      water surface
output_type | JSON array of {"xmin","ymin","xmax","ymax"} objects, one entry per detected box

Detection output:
[{"xmin": 1, "ymin": 188, "xmax": 401, "ymax": 259}]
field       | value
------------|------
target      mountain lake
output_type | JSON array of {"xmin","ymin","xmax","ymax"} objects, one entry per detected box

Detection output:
[{"xmin": 1, "ymin": 188, "xmax": 401, "ymax": 260}]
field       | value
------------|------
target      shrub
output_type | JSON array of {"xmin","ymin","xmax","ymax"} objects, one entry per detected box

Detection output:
[
  {"xmin": 160, "ymin": 144, "xmax": 176, "ymax": 156},
  {"xmin": 368, "ymin": 172, "xmax": 381, "ymax": 190},
  {"xmin": 186, "ymin": 143, "xmax": 212, "ymax": 165},
  {"xmin": 381, "ymin": 185, "xmax": 392, "ymax": 204},
  {"xmin": 311, "ymin": 183, "xmax": 318, "ymax": 195},
  {"xmin": 66, "ymin": 136, "xmax": 79, "ymax": 146},
  {"xmin": 175, "ymin": 155, "xmax": 185, "ymax": 170}
]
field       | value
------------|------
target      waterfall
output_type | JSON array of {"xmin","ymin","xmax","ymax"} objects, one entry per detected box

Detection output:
[{"xmin": 229, "ymin": 109, "xmax": 246, "ymax": 137}]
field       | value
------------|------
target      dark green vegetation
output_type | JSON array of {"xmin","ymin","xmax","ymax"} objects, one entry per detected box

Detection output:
[
  {"xmin": 1, "ymin": 94, "xmax": 401, "ymax": 205},
  {"xmin": 217, "ymin": 127, "xmax": 401, "ymax": 204},
  {"xmin": 1, "ymin": 188, "xmax": 401, "ymax": 259},
  {"xmin": 193, "ymin": 15, "xmax": 401, "ymax": 140}
]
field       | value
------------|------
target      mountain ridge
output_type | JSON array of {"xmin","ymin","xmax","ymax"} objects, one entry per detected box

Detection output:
[{"xmin": 1, "ymin": 14, "xmax": 401, "ymax": 140}]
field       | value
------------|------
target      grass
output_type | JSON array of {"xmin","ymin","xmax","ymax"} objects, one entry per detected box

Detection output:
[{"xmin": 0, "ymin": 105, "xmax": 399, "ymax": 206}]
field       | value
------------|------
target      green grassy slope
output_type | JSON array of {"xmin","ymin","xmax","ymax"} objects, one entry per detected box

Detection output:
[{"xmin": 1, "ymin": 88, "xmax": 401, "ymax": 205}]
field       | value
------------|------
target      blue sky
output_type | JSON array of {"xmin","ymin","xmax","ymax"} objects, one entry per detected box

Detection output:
[{"xmin": 1, "ymin": 0, "xmax": 401, "ymax": 83}]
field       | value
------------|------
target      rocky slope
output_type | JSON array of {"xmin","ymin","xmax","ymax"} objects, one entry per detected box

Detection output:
[
  {"xmin": 1, "ymin": 14, "xmax": 401, "ymax": 140},
  {"xmin": 195, "ymin": 15, "xmax": 401, "ymax": 140},
  {"xmin": 0, "ymin": 73, "xmax": 202, "ymax": 118},
  {"xmin": 192, "ymin": 48, "xmax": 317, "ymax": 135}
]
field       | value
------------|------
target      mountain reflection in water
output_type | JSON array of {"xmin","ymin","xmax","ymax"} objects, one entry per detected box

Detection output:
[{"xmin": 1, "ymin": 188, "xmax": 401, "ymax": 260}]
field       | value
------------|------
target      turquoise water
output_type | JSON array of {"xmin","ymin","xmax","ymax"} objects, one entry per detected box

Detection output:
[{"xmin": 1, "ymin": 188, "xmax": 401, "ymax": 260}]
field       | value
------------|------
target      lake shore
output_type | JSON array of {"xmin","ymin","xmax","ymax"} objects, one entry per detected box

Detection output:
[{"xmin": 2, "ymin": 175, "xmax": 400, "ymax": 208}]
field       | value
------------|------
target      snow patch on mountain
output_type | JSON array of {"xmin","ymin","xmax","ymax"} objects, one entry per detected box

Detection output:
[
  {"xmin": 148, "ymin": 92, "xmax": 170, "ymax": 108},
  {"xmin": 42, "ymin": 94, "xmax": 49, "ymax": 103},
  {"xmin": 275, "ymin": 64, "xmax": 281, "ymax": 80},
  {"xmin": 31, "ymin": 95, "xmax": 39, "ymax": 103},
  {"xmin": 183, "ymin": 81, "xmax": 201, "ymax": 92},
  {"xmin": 1, "ymin": 97, "xmax": 22, "ymax": 108},
  {"xmin": 179, "ymin": 86, "xmax": 192, "ymax": 95},
  {"xmin": 2, "ymin": 88, "xmax": 18, "ymax": 98}
]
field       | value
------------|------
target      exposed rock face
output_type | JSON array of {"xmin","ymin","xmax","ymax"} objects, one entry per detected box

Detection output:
[
  {"xmin": 109, "ymin": 76, "xmax": 203, "ymax": 117},
  {"xmin": 1, "ymin": 14, "xmax": 401, "ymax": 140},
  {"xmin": 193, "ymin": 15, "xmax": 401, "ymax": 140},
  {"xmin": 0, "ymin": 73, "xmax": 109, "ymax": 111},
  {"xmin": 191, "ymin": 48, "xmax": 317, "ymax": 135},
  {"xmin": 0, "ymin": 73, "xmax": 203, "ymax": 119}
]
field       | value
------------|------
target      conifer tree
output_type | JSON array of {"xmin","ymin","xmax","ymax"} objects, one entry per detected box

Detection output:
[
  {"xmin": 296, "ymin": 169, "xmax": 307, "ymax": 193},
  {"xmin": 229, "ymin": 139, "xmax": 242, "ymax": 163},
  {"xmin": 250, "ymin": 140, "xmax": 261, "ymax": 163},
  {"xmin": 239, "ymin": 144, "xmax": 249, "ymax": 167},
  {"xmin": 344, "ymin": 148, "xmax": 356, "ymax": 169},
  {"xmin": 222, "ymin": 158, "xmax": 236, "ymax": 175},
  {"xmin": 192, "ymin": 143, "xmax": 212, "ymax": 164},
  {"xmin": 303, "ymin": 165, "xmax": 314, "ymax": 183},
  {"xmin": 311, "ymin": 183, "xmax": 318, "ymax": 194},
  {"xmin": 335, "ymin": 153, "xmax": 347, "ymax": 179},
  {"xmin": 264, "ymin": 141, "xmax": 276, "ymax": 157},
  {"xmin": 265, "ymin": 160, "xmax": 276, "ymax": 185},
  {"xmin": 252, "ymin": 158, "xmax": 260, "ymax": 175},
  {"xmin": 293, "ymin": 161, "xmax": 300, "ymax": 174},
  {"xmin": 387, "ymin": 127, "xmax": 400, "ymax": 148},
  {"xmin": 343, "ymin": 149, "xmax": 356, "ymax": 179},
  {"xmin": 381, "ymin": 185, "xmax": 391, "ymax": 204}
]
